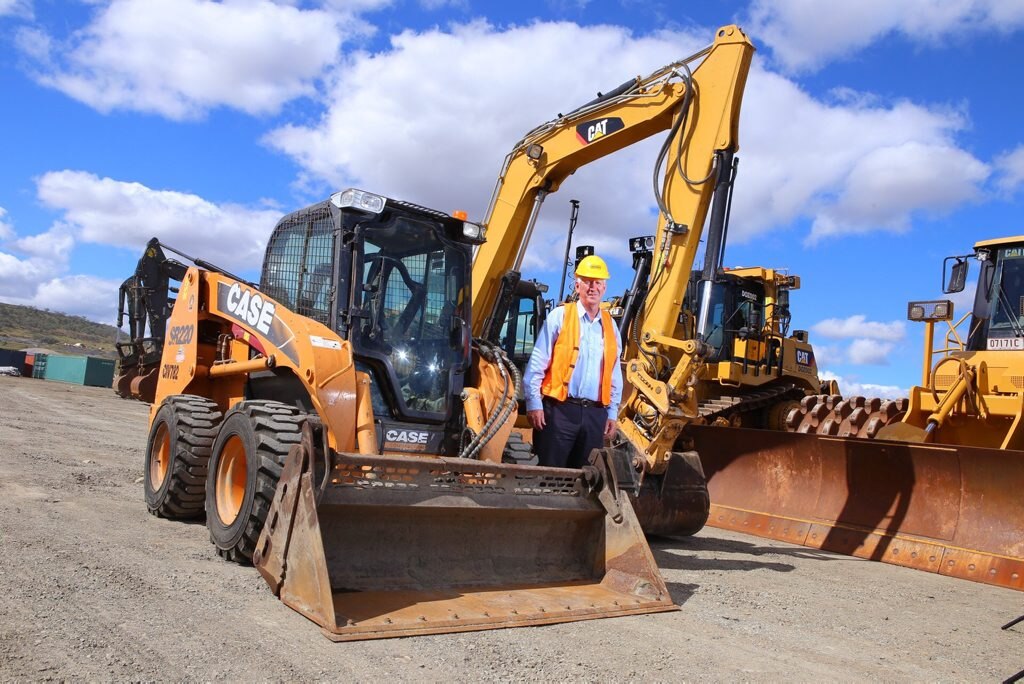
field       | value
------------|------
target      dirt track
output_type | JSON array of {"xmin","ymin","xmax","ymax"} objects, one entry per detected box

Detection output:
[{"xmin": 0, "ymin": 376, "xmax": 1021, "ymax": 680}]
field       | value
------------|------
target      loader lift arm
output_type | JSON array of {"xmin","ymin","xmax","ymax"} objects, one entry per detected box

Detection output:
[{"xmin": 114, "ymin": 237, "xmax": 254, "ymax": 401}]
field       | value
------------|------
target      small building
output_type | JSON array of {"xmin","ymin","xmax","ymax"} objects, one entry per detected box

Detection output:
[{"xmin": 40, "ymin": 355, "xmax": 116, "ymax": 388}]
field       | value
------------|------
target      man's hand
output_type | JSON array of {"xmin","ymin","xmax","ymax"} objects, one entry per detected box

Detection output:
[
  {"xmin": 528, "ymin": 409, "xmax": 545, "ymax": 431},
  {"xmin": 604, "ymin": 418, "xmax": 617, "ymax": 440}
]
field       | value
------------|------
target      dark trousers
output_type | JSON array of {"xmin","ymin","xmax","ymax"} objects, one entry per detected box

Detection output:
[{"xmin": 534, "ymin": 398, "xmax": 607, "ymax": 469}]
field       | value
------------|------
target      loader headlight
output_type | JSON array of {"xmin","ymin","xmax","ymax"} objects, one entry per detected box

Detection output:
[
  {"xmin": 907, "ymin": 299, "xmax": 953, "ymax": 322},
  {"xmin": 332, "ymin": 188, "xmax": 385, "ymax": 215},
  {"xmin": 462, "ymin": 221, "xmax": 486, "ymax": 242}
]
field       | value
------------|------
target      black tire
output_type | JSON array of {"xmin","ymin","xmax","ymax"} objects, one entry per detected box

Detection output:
[
  {"xmin": 501, "ymin": 430, "xmax": 538, "ymax": 466},
  {"xmin": 144, "ymin": 395, "xmax": 222, "ymax": 519},
  {"xmin": 205, "ymin": 400, "xmax": 305, "ymax": 564}
]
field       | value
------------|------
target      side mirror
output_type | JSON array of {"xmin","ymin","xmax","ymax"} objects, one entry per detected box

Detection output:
[
  {"xmin": 451, "ymin": 315, "xmax": 471, "ymax": 360},
  {"xmin": 943, "ymin": 256, "xmax": 969, "ymax": 293}
]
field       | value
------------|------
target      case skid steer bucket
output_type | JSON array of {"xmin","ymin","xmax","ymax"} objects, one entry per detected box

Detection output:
[
  {"xmin": 254, "ymin": 426, "xmax": 676, "ymax": 640},
  {"xmin": 689, "ymin": 425, "xmax": 1024, "ymax": 591}
]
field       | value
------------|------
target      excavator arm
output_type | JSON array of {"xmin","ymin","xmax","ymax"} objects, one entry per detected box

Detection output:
[
  {"xmin": 472, "ymin": 26, "xmax": 753, "ymax": 480},
  {"xmin": 472, "ymin": 25, "xmax": 753, "ymax": 339}
]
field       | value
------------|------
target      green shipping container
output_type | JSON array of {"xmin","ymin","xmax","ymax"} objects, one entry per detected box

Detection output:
[
  {"xmin": 32, "ymin": 353, "xmax": 47, "ymax": 379},
  {"xmin": 41, "ymin": 355, "xmax": 116, "ymax": 387}
]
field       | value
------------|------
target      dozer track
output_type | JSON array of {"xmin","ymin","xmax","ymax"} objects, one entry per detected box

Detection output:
[
  {"xmin": 696, "ymin": 384, "xmax": 804, "ymax": 426},
  {"xmin": 785, "ymin": 394, "xmax": 908, "ymax": 438}
]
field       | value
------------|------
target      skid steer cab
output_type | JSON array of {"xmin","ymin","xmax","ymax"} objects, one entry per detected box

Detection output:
[{"xmin": 131, "ymin": 188, "xmax": 675, "ymax": 641}]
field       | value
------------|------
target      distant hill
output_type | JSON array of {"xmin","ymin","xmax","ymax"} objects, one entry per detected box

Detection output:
[{"xmin": 0, "ymin": 302, "xmax": 120, "ymax": 359}]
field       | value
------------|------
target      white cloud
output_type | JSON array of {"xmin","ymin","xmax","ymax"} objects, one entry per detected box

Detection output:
[
  {"xmin": 0, "ymin": 226, "xmax": 73, "ymax": 298},
  {"xmin": 819, "ymin": 370, "xmax": 907, "ymax": 400},
  {"xmin": 847, "ymin": 338, "xmax": 895, "ymax": 365},
  {"xmin": 36, "ymin": 170, "xmax": 281, "ymax": 271},
  {"xmin": 812, "ymin": 314, "xmax": 906, "ymax": 341},
  {"xmin": 995, "ymin": 145, "xmax": 1024, "ymax": 195},
  {"xmin": 262, "ymin": 21, "xmax": 990, "ymax": 266},
  {"xmin": 805, "ymin": 141, "xmax": 988, "ymax": 244},
  {"xmin": 748, "ymin": 0, "xmax": 1024, "ymax": 73},
  {"xmin": 0, "ymin": 172, "xmax": 283, "ymax": 322},
  {"xmin": 732, "ymin": 70, "xmax": 989, "ymax": 244},
  {"xmin": 808, "ymin": 342, "xmax": 842, "ymax": 368},
  {"xmin": 13, "ymin": 274, "xmax": 124, "ymax": 325},
  {"xmin": 265, "ymin": 20, "xmax": 711, "ymax": 275},
  {"xmin": 0, "ymin": 207, "xmax": 14, "ymax": 241},
  {"xmin": 0, "ymin": 0, "xmax": 32, "ymax": 19},
  {"xmin": 18, "ymin": 0, "xmax": 363, "ymax": 120}
]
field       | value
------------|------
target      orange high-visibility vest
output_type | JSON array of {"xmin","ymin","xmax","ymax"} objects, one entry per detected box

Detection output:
[{"xmin": 541, "ymin": 303, "xmax": 618, "ymax": 406}]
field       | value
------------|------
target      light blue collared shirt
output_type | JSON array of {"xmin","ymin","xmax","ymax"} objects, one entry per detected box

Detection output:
[{"xmin": 524, "ymin": 301, "xmax": 623, "ymax": 421}]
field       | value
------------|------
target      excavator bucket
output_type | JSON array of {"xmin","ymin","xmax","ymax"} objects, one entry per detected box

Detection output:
[
  {"xmin": 254, "ymin": 426, "xmax": 676, "ymax": 641},
  {"xmin": 688, "ymin": 425, "xmax": 1024, "ymax": 591}
]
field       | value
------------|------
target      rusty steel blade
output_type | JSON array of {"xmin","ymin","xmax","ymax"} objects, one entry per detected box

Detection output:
[
  {"xmin": 688, "ymin": 425, "xmax": 1024, "ymax": 591},
  {"xmin": 255, "ymin": 443, "xmax": 677, "ymax": 641}
]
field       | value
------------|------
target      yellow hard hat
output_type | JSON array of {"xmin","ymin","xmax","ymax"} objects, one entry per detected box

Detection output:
[{"xmin": 575, "ymin": 255, "xmax": 610, "ymax": 280}]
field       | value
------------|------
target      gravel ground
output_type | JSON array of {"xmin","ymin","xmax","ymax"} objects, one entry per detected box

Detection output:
[{"xmin": 1, "ymin": 376, "xmax": 1021, "ymax": 681}]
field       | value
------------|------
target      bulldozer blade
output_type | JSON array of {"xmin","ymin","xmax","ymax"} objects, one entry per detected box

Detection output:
[
  {"xmin": 688, "ymin": 425, "xmax": 1024, "ymax": 591},
  {"xmin": 254, "ymin": 430, "xmax": 676, "ymax": 641}
]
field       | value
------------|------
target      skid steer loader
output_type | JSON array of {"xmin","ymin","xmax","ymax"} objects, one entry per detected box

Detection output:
[
  {"xmin": 690, "ymin": 235, "xmax": 1024, "ymax": 591},
  {"xmin": 119, "ymin": 190, "xmax": 675, "ymax": 641}
]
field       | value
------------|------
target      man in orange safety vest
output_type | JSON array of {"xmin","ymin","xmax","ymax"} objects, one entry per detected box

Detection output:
[{"xmin": 524, "ymin": 255, "xmax": 622, "ymax": 468}]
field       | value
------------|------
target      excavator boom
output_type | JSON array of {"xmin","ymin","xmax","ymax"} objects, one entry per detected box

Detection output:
[{"xmin": 471, "ymin": 26, "xmax": 756, "ymax": 538}]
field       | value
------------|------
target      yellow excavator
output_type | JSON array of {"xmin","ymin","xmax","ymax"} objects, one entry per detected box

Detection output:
[
  {"xmin": 471, "ymin": 25, "xmax": 757, "ymax": 536},
  {"xmin": 112, "ymin": 24, "xmax": 760, "ymax": 641},
  {"xmin": 691, "ymin": 235, "xmax": 1024, "ymax": 591}
]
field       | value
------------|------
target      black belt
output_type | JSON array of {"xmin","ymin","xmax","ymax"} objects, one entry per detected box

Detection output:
[{"xmin": 548, "ymin": 396, "xmax": 606, "ymax": 409}]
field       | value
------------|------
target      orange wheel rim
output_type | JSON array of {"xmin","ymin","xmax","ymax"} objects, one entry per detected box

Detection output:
[
  {"xmin": 149, "ymin": 423, "xmax": 170, "ymax": 490},
  {"xmin": 216, "ymin": 434, "xmax": 248, "ymax": 525}
]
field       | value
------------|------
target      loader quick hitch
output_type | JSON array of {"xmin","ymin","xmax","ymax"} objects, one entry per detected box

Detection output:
[{"xmin": 578, "ymin": 445, "xmax": 641, "ymax": 524}]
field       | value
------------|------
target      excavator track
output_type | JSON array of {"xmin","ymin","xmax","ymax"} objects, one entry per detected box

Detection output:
[
  {"xmin": 697, "ymin": 384, "xmax": 804, "ymax": 427},
  {"xmin": 786, "ymin": 394, "xmax": 908, "ymax": 438}
]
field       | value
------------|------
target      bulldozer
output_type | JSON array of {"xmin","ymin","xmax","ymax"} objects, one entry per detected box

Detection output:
[
  {"xmin": 612, "ymin": 235, "xmax": 824, "ymax": 430},
  {"xmin": 689, "ymin": 235, "xmax": 1024, "ymax": 591}
]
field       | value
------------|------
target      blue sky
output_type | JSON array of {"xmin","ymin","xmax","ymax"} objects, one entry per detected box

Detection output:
[{"xmin": 2, "ymin": 0, "xmax": 1024, "ymax": 398}]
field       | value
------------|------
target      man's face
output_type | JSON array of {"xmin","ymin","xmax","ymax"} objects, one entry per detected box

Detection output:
[{"xmin": 575, "ymin": 276, "xmax": 606, "ymax": 308}]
